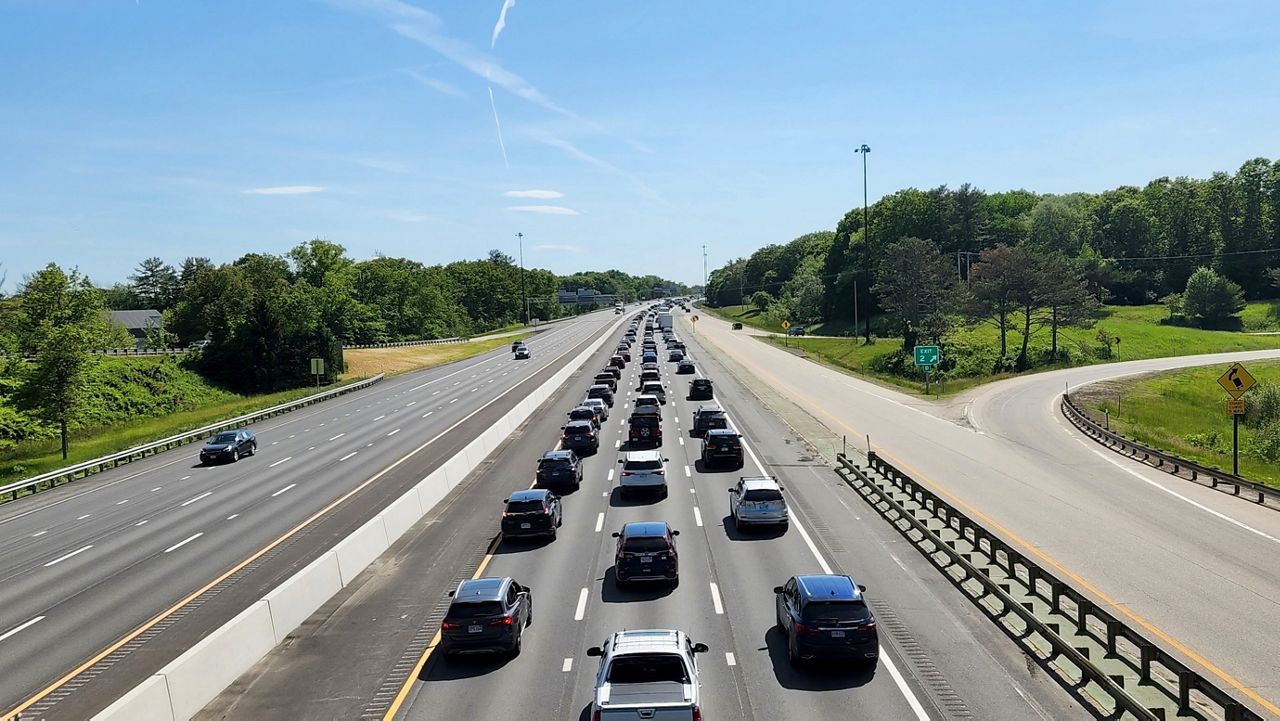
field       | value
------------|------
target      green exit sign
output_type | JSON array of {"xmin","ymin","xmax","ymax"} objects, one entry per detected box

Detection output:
[{"xmin": 914, "ymin": 345, "xmax": 940, "ymax": 367}]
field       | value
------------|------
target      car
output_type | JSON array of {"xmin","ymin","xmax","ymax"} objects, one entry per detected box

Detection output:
[
  {"xmin": 640, "ymin": 381, "xmax": 666, "ymax": 404},
  {"xmin": 568, "ymin": 404, "xmax": 600, "ymax": 428},
  {"xmin": 690, "ymin": 404, "xmax": 725, "ymax": 437},
  {"xmin": 511, "ymin": 340, "xmax": 526, "ymax": 352},
  {"xmin": 688, "ymin": 378, "xmax": 714, "ymax": 400},
  {"xmin": 774, "ymin": 575, "xmax": 878, "ymax": 666},
  {"xmin": 587, "ymin": 384, "xmax": 615, "ymax": 407},
  {"xmin": 587, "ymin": 630, "xmax": 707, "ymax": 720},
  {"xmin": 611, "ymin": 522, "xmax": 680, "ymax": 586},
  {"xmin": 788, "ymin": 326, "xmax": 806, "ymax": 336},
  {"xmin": 728, "ymin": 475, "xmax": 787, "ymax": 527},
  {"xmin": 599, "ymin": 366, "xmax": 622, "ymax": 380},
  {"xmin": 641, "ymin": 352, "xmax": 658, "ymax": 364},
  {"xmin": 440, "ymin": 577, "xmax": 532, "ymax": 657},
  {"xmin": 581, "ymin": 397, "xmax": 611, "ymax": 422},
  {"xmin": 638, "ymin": 369, "xmax": 661, "ymax": 387},
  {"xmin": 676, "ymin": 359, "xmax": 695, "ymax": 374},
  {"xmin": 188, "ymin": 339, "xmax": 211, "ymax": 350},
  {"xmin": 501, "ymin": 488, "xmax": 563, "ymax": 539},
  {"xmin": 593, "ymin": 372, "xmax": 618, "ymax": 393},
  {"xmin": 200, "ymin": 429, "xmax": 256, "ymax": 464},
  {"xmin": 668, "ymin": 349, "xmax": 685, "ymax": 362},
  {"xmin": 514, "ymin": 346, "xmax": 531, "ymax": 359},
  {"xmin": 634, "ymin": 394, "xmax": 661, "ymax": 411},
  {"xmin": 609, "ymin": 355, "xmax": 626, "ymax": 369},
  {"xmin": 561, "ymin": 420, "xmax": 600, "ymax": 454},
  {"xmin": 617, "ymin": 349, "xmax": 632, "ymax": 363},
  {"xmin": 618, "ymin": 450, "xmax": 668, "ymax": 498},
  {"xmin": 628, "ymin": 406, "xmax": 663, "ymax": 447},
  {"xmin": 535, "ymin": 450, "xmax": 583, "ymax": 490},
  {"xmin": 732, "ymin": 322, "xmax": 743, "ymax": 330},
  {"xmin": 641, "ymin": 361, "xmax": 660, "ymax": 372},
  {"xmin": 701, "ymin": 428, "xmax": 743, "ymax": 468}
]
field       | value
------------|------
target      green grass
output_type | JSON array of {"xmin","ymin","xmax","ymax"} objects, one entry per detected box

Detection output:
[
  {"xmin": 343, "ymin": 333, "xmax": 532, "ymax": 378},
  {"xmin": 1239, "ymin": 300, "xmax": 1280, "ymax": 333},
  {"xmin": 1075, "ymin": 361, "xmax": 1280, "ymax": 488}
]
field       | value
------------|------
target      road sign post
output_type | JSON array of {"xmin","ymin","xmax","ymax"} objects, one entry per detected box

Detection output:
[
  {"xmin": 913, "ymin": 345, "xmax": 941, "ymax": 394},
  {"xmin": 1217, "ymin": 363, "xmax": 1256, "ymax": 475},
  {"xmin": 781, "ymin": 320, "xmax": 791, "ymax": 347},
  {"xmin": 310, "ymin": 357, "xmax": 325, "ymax": 387}
]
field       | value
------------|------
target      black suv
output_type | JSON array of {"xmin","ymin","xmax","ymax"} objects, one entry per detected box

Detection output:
[
  {"xmin": 441, "ymin": 577, "xmax": 532, "ymax": 657},
  {"xmin": 535, "ymin": 450, "xmax": 583, "ymax": 490},
  {"xmin": 501, "ymin": 489, "xmax": 562, "ymax": 540},
  {"xmin": 593, "ymin": 373, "xmax": 618, "ymax": 393},
  {"xmin": 774, "ymin": 575, "xmax": 878, "ymax": 666},
  {"xmin": 688, "ymin": 378, "xmax": 714, "ymax": 400},
  {"xmin": 612, "ymin": 521, "xmax": 680, "ymax": 588},
  {"xmin": 561, "ymin": 420, "xmax": 600, "ymax": 454},
  {"xmin": 628, "ymin": 406, "xmax": 663, "ymax": 448},
  {"xmin": 701, "ymin": 429, "xmax": 743, "ymax": 468},
  {"xmin": 567, "ymin": 405, "xmax": 600, "ymax": 428},
  {"xmin": 587, "ymin": 384, "xmax": 615, "ymax": 407},
  {"xmin": 200, "ymin": 429, "xmax": 257, "ymax": 464},
  {"xmin": 676, "ymin": 359, "xmax": 695, "ymax": 374}
]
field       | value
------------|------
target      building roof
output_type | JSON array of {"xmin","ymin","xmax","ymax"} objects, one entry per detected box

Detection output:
[{"xmin": 108, "ymin": 309, "xmax": 161, "ymax": 330}]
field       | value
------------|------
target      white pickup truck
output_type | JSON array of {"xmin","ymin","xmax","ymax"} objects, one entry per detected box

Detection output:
[{"xmin": 586, "ymin": 629, "xmax": 708, "ymax": 720}]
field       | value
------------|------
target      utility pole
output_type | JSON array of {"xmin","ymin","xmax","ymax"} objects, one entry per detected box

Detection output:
[
  {"xmin": 702, "ymin": 244, "xmax": 708, "ymax": 294},
  {"xmin": 516, "ymin": 232, "xmax": 529, "ymax": 324},
  {"xmin": 854, "ymin": 144, "xmax": 871, "ymax": 342}
]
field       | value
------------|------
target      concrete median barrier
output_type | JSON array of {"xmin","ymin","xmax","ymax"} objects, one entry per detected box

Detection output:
[
  {"xmin": 165, "ymin": 601, "xmax": 276, "ymax": 721},
  {"xmin": 263, "ymin": 553, "xmax": 342, "ymax": 645},
  {"xmin": 92, "ymin": 674, "xmax": 175, "ymax": 721},
  {"xmin": 333, "ymin": 516, "xmax": 390, "ymax": 586},
  {"xmin": 380, "ymin": 488, "xmax": 425, "ymax": 542},
  {"xmin": 415, "ymin": 469, "xmax": 449, "ymax": 509}
]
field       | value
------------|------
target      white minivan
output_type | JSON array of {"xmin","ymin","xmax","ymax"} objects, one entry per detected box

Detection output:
[{"xmin": 618, "ymin": 450, "xmax": 669, "ymax": 498}]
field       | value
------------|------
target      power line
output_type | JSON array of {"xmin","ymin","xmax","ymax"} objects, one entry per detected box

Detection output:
[{"xmin": 1105, "ymin": 247, "xmax": 1280, "ymax": 263}]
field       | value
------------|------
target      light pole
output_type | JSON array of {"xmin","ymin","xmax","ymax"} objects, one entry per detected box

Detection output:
[
  {"xmin": 516, "ymin": 232, "xmax": 529, "ymax": 324},
  {"xmin": 854, "ymin": 144, "xmax": 871, "ymax": 342},
  {"xmin": 702, "ymin": 244, "xmax": 708, "ymax": 295}
]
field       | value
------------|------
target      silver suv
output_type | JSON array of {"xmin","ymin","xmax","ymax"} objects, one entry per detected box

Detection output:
[
  {"xmin": 618, "ymin": 450, "xmax": 669, "ymax": 498},
  {"xmin": 728, "ymin": 476, "xmax": 789, "ymax": 529}
]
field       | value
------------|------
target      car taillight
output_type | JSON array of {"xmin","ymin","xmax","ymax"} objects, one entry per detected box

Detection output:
[
  {"xmin": 794, "ymin": 622, "xmax": 812, "ymax": 634},
  {"xmin": 490, "ymin": 615, "xmax": 514, "ymax": 626},
  {"xmin": 592, "ymin": 711, "xmax": 601, "ymax": 721},
  {"xmin": 441, "ymin": 621, "xmax": 460, "ymax": 630},
  {"xmin": 692, "ymin": 706, "xmax": 702, "ymax": 721},
  {"xmin": 620, "ymin": 471, "xmax": 632, "ymax": 477},
  {"xmin": 862, "ymin": 620, "xmax": 877, "ymax": 632}
]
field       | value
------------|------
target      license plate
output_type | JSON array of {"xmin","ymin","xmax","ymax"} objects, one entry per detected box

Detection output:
[
  {"xmin": 830, "ymin": 630, "xmax": 846, "ymax": 638},
  {"xmin": 468, "ymin": 625, "xmax": 483, "ymax": 633},
  {"xmin": 641, "ymin": 556, "xmax": 652, "ymax": 563},
  {"xmin": 520, "ymin": 523, "xmax": 531, "ymax": 529}
]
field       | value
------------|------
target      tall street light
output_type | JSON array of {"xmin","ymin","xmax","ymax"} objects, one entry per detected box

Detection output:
[
  {"xmin": 516, "ymin": 232, "xmax": 529, "ymax": 324},
  {"xmin": 854, "ymin": 144, "xmax": 871, "ymax": 342}
]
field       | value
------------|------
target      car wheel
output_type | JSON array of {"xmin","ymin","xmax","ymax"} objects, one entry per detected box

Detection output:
[
  {"xmin": 787, "ymin": 636, "xmax": 802, "ymax": 666},
  {"xmin": 248, "ymin": 442, "xmax": 257, "ymax": 456},
  {"xmin": 548, "ymin": 525, "xmax": 557, "ymax": 541},
  {"xmin": 511, "ymin": 629, "xmax": 522, "ymax": 657},
  {"xmin": 231, "ymin": 449, "xmax": 239, "ymax": 462}
]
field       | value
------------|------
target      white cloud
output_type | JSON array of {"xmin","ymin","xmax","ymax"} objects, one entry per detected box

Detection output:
[
  {"xmin": 504, "ymin": 189, "xmax": 564, "ymax": 199},
  {"xmin": 243, "ymin": 186, "xmax": 325, "ymax": 195},
  {"xmin": 534, "ymin": 243, "xmax": 583, "ymax": 252},
  {"xmin": 504, "ymin": 205, "xmax": 580, "ymax": 215},
  {"xmin": 491, "ymin": 0, "xmax": 516, "ymax": 48},
  {"xmin": 406, "ymin": 71, "xmax": 465, "ymax": 98}
]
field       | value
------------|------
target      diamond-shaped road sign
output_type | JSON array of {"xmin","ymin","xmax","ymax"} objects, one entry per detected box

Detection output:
[{"xmin": 1218, "ymin": 362, "xmax": 1256, "ymax": 400}]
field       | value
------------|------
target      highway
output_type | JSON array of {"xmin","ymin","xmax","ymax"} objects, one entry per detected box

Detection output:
[
  {"xmin": 683, "ymin": 314, "xmax": 1280, "ymax": 718},
  {"xmin": 199, "ymin": 307, "xmax": 1086, "ymax": 721},
  {"xmin": 0, "ymin": 310, "xmax": 622, "ymax": 721}
]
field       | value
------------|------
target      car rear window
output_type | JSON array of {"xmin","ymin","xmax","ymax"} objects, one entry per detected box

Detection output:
[
  {"xmin": 622, "ymin": 536, "xmax": 669, "ymax": 553},
  {"xmin": 703, "ymin": 417, "xmax": 728, "ymax": 430},
  {"xmin": 802, "ymin": 600, "xmax": 871, "ymax": 623},
  {"xmin": 643, "ymin": 384, "xmax": 663, "ymax": 392},
  {"xmin": 742, "ymin": 488, "xmax": 782, "ymax": 502},
  {"xmin": 506, "ymin": 499, "xmax": 544, "ymax": 513},
  {"xmin": 625, "ymin": 459, "xmax": 662, "ymax": 470},
  {"xmin": 446, "ymin": 601, "xmax": 503, "ymax": 619},
  {"xmin": 540, "ymin": 458, "xmax": 571, "ymax": 469},
  {"xmin": 607, "ymin": 654, "xmax": 689, "ymax": 683},
  {"xmin": 565, "ymin": 425, "xmax": 592, "ymax": 435},
  {"xmin": 631, "ymin": 416, "xmax": 659, "ymax": 428}
]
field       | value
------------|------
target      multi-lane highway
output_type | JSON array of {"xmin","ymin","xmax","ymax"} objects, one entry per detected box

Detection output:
[
  {"xmin": 0, "ymin": 311, "xmax": 623, "ymax": 721},
  {"xmin": 199, "ymin": 307, "xmax": 1086, "ymax": 720},
  {"xmin": 685, "ymin": 314, "xmax": 1280, "ymax": 719}
]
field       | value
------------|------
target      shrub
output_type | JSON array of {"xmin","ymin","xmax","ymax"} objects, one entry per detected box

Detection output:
[
  {"xmin": 1182, "ymin": 267, "xmax": 1245, "ymax": 328},
  {"xmin": 1244, "ymin": 383, "xmax": 1280, "ymax": 429},
  {"xmin": 1247, "ymin": 420, "xmax": 1280, "ymax": 463},
  {"xmin": 1184, "ymin": 431, "xmax": 1225, "ymax": 452}
]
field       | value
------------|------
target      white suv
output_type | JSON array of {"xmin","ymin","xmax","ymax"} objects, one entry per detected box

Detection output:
[{"xmin": 618, "ymin": 450, "xmax": 669, "ymax": 498}]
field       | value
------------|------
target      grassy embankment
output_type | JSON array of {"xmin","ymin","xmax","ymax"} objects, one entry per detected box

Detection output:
[
  {"xmin": 0, "ymin": 333, "xmax": 533, "ymax": 486},
  {"xmin": 1075, "ymin": 361, "xmax": 1280, "ymax": 487},
  {"xmin": 701, "ymin": 302, "xmax": 1280, "ymax": 396}
]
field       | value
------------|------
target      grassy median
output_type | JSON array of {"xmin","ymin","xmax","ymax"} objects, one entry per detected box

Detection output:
[{"xmin": 342, "ymin": 333, "xmax": 532, "ymax": 378}]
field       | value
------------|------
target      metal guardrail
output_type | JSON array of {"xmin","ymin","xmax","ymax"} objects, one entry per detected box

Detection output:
[
  {"xmin": 1062, "ymin": 391, "xmax": 1280, "ymax": 511},
  {"xmin": 0, "ymin": 374, "xmax": 385, "ymax": 505},
  {"xmin": 96, "ymin": 347, "xmax": 191, "ymax": 356},
  {"xmin": 835, "ymin": 451, "xmax": 1261, "ymax": 721},
  {"xmin": 342, "ymin": 336, "xmax": 467, "ymax": 350}
]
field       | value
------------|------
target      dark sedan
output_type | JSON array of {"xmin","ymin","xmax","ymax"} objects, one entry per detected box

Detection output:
[{"xmin": 200, "ymin": 429, "xmax": 256, "ymax": 464}]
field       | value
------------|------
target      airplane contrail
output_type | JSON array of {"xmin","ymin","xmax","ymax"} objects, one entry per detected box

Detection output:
[
  {"xmin": 488, "ymin": 86, "xmax": 510, "ymax": 168},
  {"xmin": 491, "ymin": 0, "xmax": 516, "ymax": 48}
]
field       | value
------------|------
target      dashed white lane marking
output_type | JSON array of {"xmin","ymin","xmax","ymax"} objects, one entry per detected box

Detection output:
[
  {"xmin": 0, "ymin": 616, "xmax": 45, "ymax": 643},
  {"xmin": 694, "ymin": 507, "xmax": 704, "ymax": 527},
  {"xmin": 135, "ymin": 520, "xmax": 148, "ymax": 527},
  {"xmin": 709, "ymin": 582, "xmax": 724, "ymax": 614},
  {"xmin": 423, "ymin": 411, "xmax": 434, "ymax": 418},
  {"xmin": 470, "ymin": 388, "xmax": 479, "ymax": 393},
  {"xmin": 387, "ymin": 429, "xmax": 401, "ymax": 437},
  {"xmin": 684, "ymin": 465, "xmax": 691, "ymax": 477},
  {"xmin": 614, "ymin": 440, "xmax": 621, "ymax": 449},
  {"xmin": 269, "ymin": 457, "xmax": 292, "ymax": 468},
  {"xmin": 308, "ymin": 446, "xmax": 316, "ymax": 451},
  {"xmin": 116, "ymin": 499, "xmax": 129, "ymax": 505},
  {"xmin": 180, "ymin": 491, "xmax": 213, "ymax": 507},
  {"xmin": 574, "ymin": 588, "xmax": 590, "ymax": 621},
  {"xmin": 603, "ymin": 491, "xmax": 609, "ymax": 497},
  {"xmin": 329, "ymin": 433, "xmax": 345, "ymax": 441},
  {"xmin": 151, "ymin": 487, "xmax": 162, "ymax": 492},
  {"xmin": 373, "ymin": 415, "xmax": 386, "ymax": 421},
  {"xmin": 271, "ymin": 441, "xmax": 279, "ymax": 446},
  {"xmin": 607, "ymin": 469, "xmax": 615, "ymax": 482},
  {"xmin": 595, "ymin": 512, "xmax": 605, "ymax": 533},
  {"xmin": 76, "ymin": 514, "xmax": 91, "ymax": 521},
  {"xmin": 562, "ymin": 658, "xmax": 573, "ymax": 673},
  {"xmin": 31, "ymin": 530, "xmax": 47, "ymax": 537},
  {"xmin": 432, "ymin": 391, "xmax": 440, "ymax": 396},
  {"xmin": 271, "ymin": 484, "xmax": 296, "ymax": 497},
  {"xmin": 289, "ymin": 434, "xmax": 296, "ymax": 439},
  {"xmin": 44, "ymin": 545, "xmax": 93, "ymax": 567},
  {"xmin": 164, "ymin": 533, "xmax": 202, "ymax": 553},
  {"xmin": 179, "ymin": 476, "xmax": 190, "ymax": 481},
  {"xmin": 339, "ymin": 452, "xmax": 358, "ymax": 461},
  {"xmin": 449, "ymin": 398, "xmax": 459, "ymax": 404},
  {"xmin": 227, "ymin": 514, "xmax": 239, "ymax": 520},
  {"xmin": 678, "ymin": 437, "xmax": 684, "ymax": 446},
  {"xmin": 406, "ymin": 401, "xmax": 416, "ymax": 407},
  {"xmin": 725, "ymin": 652, "xmax": 737, "ymax": 666},
  {"xmin": 690, "ymin": 488, "xmax": 695, "ymax": 494}
]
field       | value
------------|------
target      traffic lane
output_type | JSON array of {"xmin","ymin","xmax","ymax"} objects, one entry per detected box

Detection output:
[
  {"xmin": 685, "ymin": 312, "xmax": 1280, "ymax": 715},
  {"xmin": 0, "ymin": 314, "xmax": 626, "ymax": 719},
  {"xmin": 686, "ymin": 322, "xmax": 1095, "ymax": 721}
]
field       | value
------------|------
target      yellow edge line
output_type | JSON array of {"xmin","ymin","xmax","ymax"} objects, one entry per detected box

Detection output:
[
  {"xmin": 720, "ymin": 333, "xmax": 1280, "ymax": 717},
  {"xmin": 381, "ymin": 535, "xmax": 500, "ymax": 721}
]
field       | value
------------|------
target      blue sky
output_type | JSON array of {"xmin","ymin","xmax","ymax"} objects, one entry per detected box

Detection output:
[{"xmin": 2, "ymin": 0, "xmax": 1279, "ymax": 288}]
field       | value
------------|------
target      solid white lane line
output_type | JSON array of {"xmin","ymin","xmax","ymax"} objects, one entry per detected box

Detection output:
[
  {"xmin": 374, "ymin": 415, "xmax": 386, "ymax": 421},
  {"xmin": 76, "ymin": 514, "xmax": 90, "ymax": 521},
  {"xmin": 562, "ymin": 657, "xmax": 573, "ymax": 673},
  {"xmin": 709, "ymin": 582, "xmax": 724, "ymax": 614},
  {"xmin": 180, "ymin": 491, "xmax": 212, "ymax": 507},
  {"xmin": 387, "ymin": 429, "xmax": 401, "ymax": 437},
  {"xmin": 116, "ymin": 499, "xmax": 129, "ymax": 505},
  {"xmin": 725, "ymin": 652, "xmax": 737, "ymax": 666},
  {"xmin": 0, "ymin": 616, "xmax": 45, "ymax": 643},
  {"xmin": 272, "ymin": 484, "xmax": 296, "ymax": 497},
  {"xmin": 135, "ymin": 520, "xmax": 148, "ymax": 526},
  {"xmin": 269, "ymin": 457, "xmax": 292, "ymax": 468},
  {"xmin": 164, "ymin": 533, "xmax": 202, "ymax": 553},
  {"xmin": 574, "ymin": 587, "xmax": 589, "ymax": 621},
  {"xmin": 694, "ymin": 507, "xmax": 704, "ymax": 527},
  {"xmin": 227, "ymin": 514, "xmax": 239, "ymax": 520},
  {"xmin": 339, "ymin": 452, "xmax": 358, "ymax": 461},
  {"xmin": 44, "ymin": 545, "xmax": 93, "ymax": 567},
  {"xmin": 31, "ymin": 530, "xmax": 47, "ymax": 537},
  {"xmin": 595, "ymin": 512, "xmax": 605, "ymax": 533},
  {"xmin": 684, "ymin": 465, "xmax": 691, "ymax": 477},
  {"xmin": 607, "ymin": 469, "xmax": 615, "ymax": 482},
  {"xmin": 329, "ymin": 433, "xmax": 345, "ymax": 441}
]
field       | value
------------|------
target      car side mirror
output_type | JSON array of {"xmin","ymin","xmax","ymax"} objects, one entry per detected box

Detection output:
[
  {"xmin": 772, "ymin": 586, "xmax": 784, "ymax": 594},
  {"xmin": 671, "ymin": 530, "xmax": 680, "ymax": 536},
  {"xmin": 447, "ymin": 590, "xmax": 455, "ymax": 597},
  {"xmin": 502, "ymin": 498, "xmax": 509, "ymax": 503},
  {"xmin": 858, "ymin": 584, "xmax": 867, "ymax": 592},
  {"xmin": 728, "ymin": 487, "xmax": 737, "ymax": 493},
  {"xmin": 691, "ymin": 643, "xmax": 709, "ymax": 654},
  {"xmin": 663, "ymin": 458, "xmax": 670, "ymax": 462},
  {"xmin": 611, "ymin": 532, "xmax": 621, "ymax": 538},
  {"xmin": 587, "ymin": 646, "xmax": 603, "ymax": 657}
]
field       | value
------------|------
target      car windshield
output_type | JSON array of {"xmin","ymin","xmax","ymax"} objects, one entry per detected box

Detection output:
[
  {"xmin": 506, "ymin": 500, "xmax": 544, "ymax": 513},
  {"xmin": 446, "ymin": 601, "xmax": 504, "ymax": 620},
  {"xmin": 742, "ymin": 489, "xmax": 782, "ymax": 502},
  {"xmin": 802, "ymin": 600, "xmax": 872, "ymax": 623},
  {"xmin": 212, "ymin": 433, "xmax": 237, "ymax": 444},
  {"xmin": 606, "ymin": 654, "xmax": 689, "ymax": 684}
]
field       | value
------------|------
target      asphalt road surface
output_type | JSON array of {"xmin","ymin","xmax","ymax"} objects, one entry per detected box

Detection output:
[
  {"xmin": 0, "ymin": 310, "xmax": 622, "ymax": 720},
  {"xmin": 200, "ymin": 307, "xmax": 1086, "ymax": 721}
]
